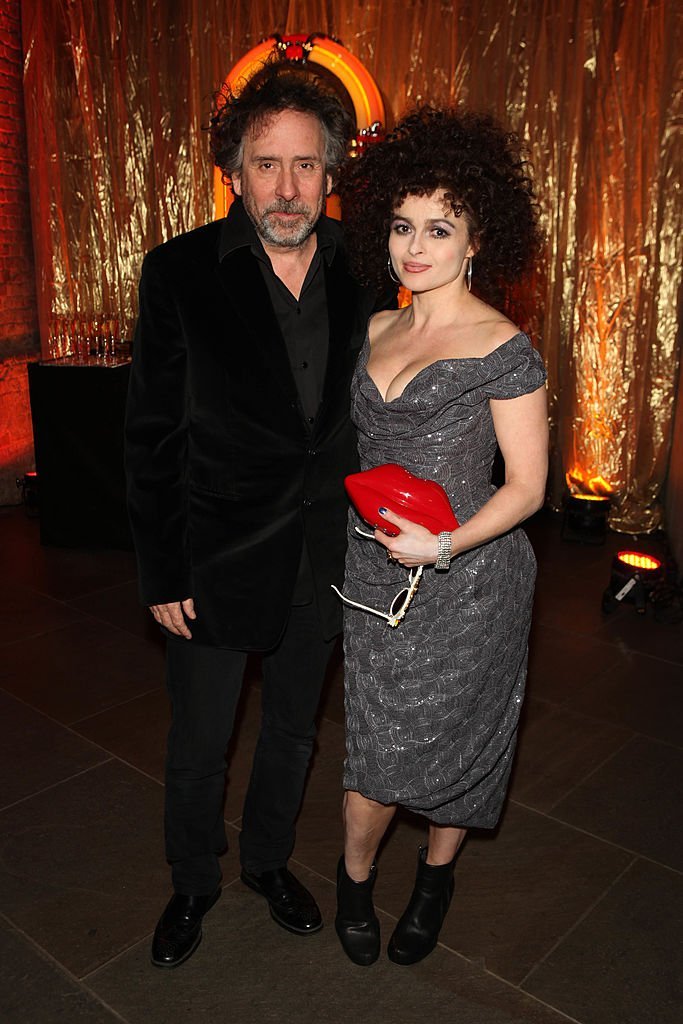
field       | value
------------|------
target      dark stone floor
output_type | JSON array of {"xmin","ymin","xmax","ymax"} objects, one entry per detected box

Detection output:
[{"xmin": 1, "ymin": 505, "xmax": 681, "ymax": 1024}]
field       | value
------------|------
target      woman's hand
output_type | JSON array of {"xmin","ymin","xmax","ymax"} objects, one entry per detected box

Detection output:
[{"xmin": 373, "ymin": 508, "xmax": 443, "ymax": 567}]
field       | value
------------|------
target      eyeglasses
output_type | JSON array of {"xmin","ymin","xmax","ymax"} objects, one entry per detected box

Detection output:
[{"xmin": 331, "ymin": 565, "xmax": 423, "ymax": 628}]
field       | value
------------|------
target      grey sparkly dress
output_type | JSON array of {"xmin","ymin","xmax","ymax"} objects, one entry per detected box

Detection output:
[{"xmin": 342, "ymin": 331, "xmax": 547, "ymax": 828}]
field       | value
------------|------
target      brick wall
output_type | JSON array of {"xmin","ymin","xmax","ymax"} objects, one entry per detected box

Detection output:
[
  {"xmin": 665, "ymin": 360, "xmax": 683, "ymax": 570},
  {"xmin": 0, "ymin": 0, "xmax": 39, "ymax": 505}
]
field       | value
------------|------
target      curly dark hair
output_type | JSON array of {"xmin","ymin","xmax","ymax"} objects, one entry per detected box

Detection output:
[
  {"xmin": 338, "ymin": 107, "xmax": 542, "ymax": 304},
  {"xmin": 210, "ymin": 58, "xmax": 354, "ymax": 186}
]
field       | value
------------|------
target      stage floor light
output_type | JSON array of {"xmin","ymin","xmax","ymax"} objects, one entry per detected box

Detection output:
[
  {"xmin": 561, "ymin": 493, "xmax": 611, "ymax": 544},
  {"xmin": 602, "ymin": 549, "xmax": 663, "ymax": 615},
  {"xmin": 16, "ymin": 471, "xmax": 40, "ymax": 517}
]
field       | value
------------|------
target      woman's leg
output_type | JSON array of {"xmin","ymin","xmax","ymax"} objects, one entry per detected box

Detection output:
[
  {"xmin": 335, "ymin": 790, "xmax": 395, "ymax": 966},
  {"xmin": 343, "ymin": 789, "xmax": 396, "ymax": 880},
  {"xmin": 387, "ymin": 819, "xmax": 466, "ymax": 962},
  {"xmin": 426, "ymin": 823, "xmax": 467, "ymax": 865},
  {"xmin": 388, "ymin": 821, "xmax": 467, "ymax": 966}
]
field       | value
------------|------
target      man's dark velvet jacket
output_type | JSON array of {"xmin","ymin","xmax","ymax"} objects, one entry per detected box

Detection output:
[{"xmin": 125, "ymin": 201, "xmax": 381, "ymax": 649}]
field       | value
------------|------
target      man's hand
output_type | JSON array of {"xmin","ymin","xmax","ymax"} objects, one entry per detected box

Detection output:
[{"xmin": 149, "ymin": 598, "xmax": 196, "ymax": 639}]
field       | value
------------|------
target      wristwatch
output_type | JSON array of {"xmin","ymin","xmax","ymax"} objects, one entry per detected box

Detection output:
[{"xmin": 435, "ymin": 531, "xmax": 453, "ymax": 571}]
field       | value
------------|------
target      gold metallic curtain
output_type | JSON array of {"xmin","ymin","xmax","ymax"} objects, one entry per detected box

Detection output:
[{"xmin": 21, "ymin": 0, "xmax": 683, "ymax": 531}]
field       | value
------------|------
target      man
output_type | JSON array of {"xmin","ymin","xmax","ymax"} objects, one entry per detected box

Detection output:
[{"xmin": 125, "ymin": 62, "xmax": 387, "ymax": 969}]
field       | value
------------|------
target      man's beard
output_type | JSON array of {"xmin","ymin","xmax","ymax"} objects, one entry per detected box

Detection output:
[{"xmin": 245, "ymin": 196, "xmax": 323, "ymax": 248}]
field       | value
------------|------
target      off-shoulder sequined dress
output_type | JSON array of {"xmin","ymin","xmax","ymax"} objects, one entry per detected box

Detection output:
[{"xmin": 342, "ymin": 331, "xmax": 547, "ymax": 827}]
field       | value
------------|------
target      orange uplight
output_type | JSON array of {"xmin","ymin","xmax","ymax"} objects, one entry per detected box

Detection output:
[
  {"xmin": 565, "ymin": 465, "xmax": 614, "ymax": 498},
  {"xmin": 617, "ymin": 551, "xmax": 662, "ymax": 572},
  {"xmin": 566, "ymin": 465, "xmax": 584, "ymax": 490},
  {"xmin": 398, "ymin": 286, "xmax": 412, "ymax": 308},
  {"xmin": 587, "ymin": 475, "xmax": 613, "ymax": 496}
]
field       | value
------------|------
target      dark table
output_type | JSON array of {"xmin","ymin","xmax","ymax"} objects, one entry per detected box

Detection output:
[{"xmin": 27, "ymin": 357, "xmax": 133, "ymax": 549}]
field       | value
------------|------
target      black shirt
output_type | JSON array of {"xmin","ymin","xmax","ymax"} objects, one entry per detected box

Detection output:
[
  {"xmin": 219, "ymin": 199, "xmax": 335, "ymax": 429},
  {"xmin": 218, "ymin": 199, "xmax": 338, "ymax": 603}
]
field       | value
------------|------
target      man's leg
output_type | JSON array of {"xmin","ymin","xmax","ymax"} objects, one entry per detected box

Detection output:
[
  {"xmin": 239, "ymin": 603, "xmax": 335, "ymax": 933},
  {"xmin": 152, "ymin": 636, "xmax": 247, "ymax": 969},
  {"xmin": 164, "ymin": 636, "xmax": 248, "ymax": 893},
  {"xmin": 240, "ymin": 603, "xmax": 335, "ymax": 871}
]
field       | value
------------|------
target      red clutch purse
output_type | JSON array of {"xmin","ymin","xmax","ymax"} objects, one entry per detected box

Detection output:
[{"xmin": 344, "ymin": 463, "xmax": 459, "ymax": 538}]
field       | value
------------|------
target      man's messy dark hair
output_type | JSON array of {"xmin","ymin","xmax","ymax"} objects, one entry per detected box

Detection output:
[
  {"xmin": 338, "ymin": 107, "xmax": 542, "ymax": 304},
  {"xmin": 210, "ymin": 58, "xmax": 354, "ymax": 186}
]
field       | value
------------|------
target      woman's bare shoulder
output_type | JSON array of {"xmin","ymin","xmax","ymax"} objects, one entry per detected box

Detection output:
[
  {"xmin": 368, "ymin": 307, "xmax": 404, "ymax": 344},
  {"xmin": 465, "ymin": 307, "xmax": 520, "ymax": 357},
  {"xmin": 485, "ymin": 317, "xmax": 522, "ymax": 349}
]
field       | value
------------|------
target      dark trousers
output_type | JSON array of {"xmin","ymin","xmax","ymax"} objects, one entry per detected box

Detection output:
[{"xmin": 164, "ymin": 603, "xmax": 335, "ymax": 895}]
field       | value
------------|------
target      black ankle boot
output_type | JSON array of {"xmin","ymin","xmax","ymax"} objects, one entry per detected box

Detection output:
[
  {"xmin": 335, "ymin": 857, "xmax": 380, "ymax": 966},
  {"xmin": 387, "ymin": 846, "xmax": 456, "ymax": 965}
]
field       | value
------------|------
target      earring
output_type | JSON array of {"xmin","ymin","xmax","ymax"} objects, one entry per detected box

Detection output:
[
  {"xmin": 387, "ymin": 257, "xmax": 401, "ymax": 285},
  {"xmin": 466, "ymin": 256, "xmax": 473, "ymax": 291}
]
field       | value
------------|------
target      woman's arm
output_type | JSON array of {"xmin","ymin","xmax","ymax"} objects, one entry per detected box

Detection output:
[{"xmin": 376, "ymin": 385, "xmax": 549, "ymax": 566}]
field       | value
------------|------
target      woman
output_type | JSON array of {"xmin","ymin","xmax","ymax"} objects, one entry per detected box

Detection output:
[{"xmin": 334, "ymin": 109, "xmax": 548, "ymax": 967}]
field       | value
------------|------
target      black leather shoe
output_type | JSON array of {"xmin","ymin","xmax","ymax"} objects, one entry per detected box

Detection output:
[
  {"xmin": 150, "ymin": 889, "xmax": 221, "ymax": 968},
  {"xmin": 240, "ymin": 867, "xmax": 322, "ymax": 935}
]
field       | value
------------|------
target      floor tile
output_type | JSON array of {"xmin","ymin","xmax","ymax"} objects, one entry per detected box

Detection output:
[
  {"xmin": 72, "ymin": 690, "xmax": 170, "ymax": 782},
  {"xmin": 0, "ymin": 917, "xmax": 125, "ymax": 1024},
  {"xmin": 0, "ymin": 508, "xmax": 137, "ymax": 600},
  {"xmin": 0, "ymin": 582, "xmax": 85, "ymax": 647},
  {"xmin": 0, "ymin": 620, "xmax": 165, "ymax": 724},
  {"xmin": 372, "ymin": 802, "xmax": 633, "ymax": 986},
  {"xmin": 526, "ymin": 623, "xmax": 621, "ymax": 705},
  {"xmin": 594, "ymin": 604, "xmax": 683, "ymax": 664},
  {"xmin": 0, "ymin": 760, "xmax": 170, "ymax": 977},
  {"xmin": 1, "ymin": 498, "xmax": 680, "ymax": 1024},
  {"xmin": 510, "ymin": 699, "xmax": 632, "ymax": 811},
  {"xmin": 67, "ymin": 581, "xmax": 161, "ymax": 643},
  {"xmin": 523, "ymin": 858, "xmax": 683, "ymax": 1024},
  {"xmin": 526, "ymin": 514, "xmax": 627, "ymax": 578},
  {"xmin": 550, "ymin": 735, "xmax": 683, "ymax": 870},
  {"xmin": 564, "ymin": 649, "xmax": 683, "ymax": 747},
  {"xmin": 0, "ymin": 690, "xmax": 110, "ymax": 810},
  {"xmin": 532, "ymin": 568, "xmax": 616, "ymax": 636},
  {"xmin": 88, "ymin": 864, "xmax": 572, "ymax": 1024},
  {"xmin": 533, "ymin": 518, "xmax": 663, "ymax": 565}
]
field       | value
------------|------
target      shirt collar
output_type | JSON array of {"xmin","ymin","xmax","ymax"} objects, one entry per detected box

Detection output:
[{"xmin": 218, "ymin": 197, "xmax": 336, "ymax": 266}]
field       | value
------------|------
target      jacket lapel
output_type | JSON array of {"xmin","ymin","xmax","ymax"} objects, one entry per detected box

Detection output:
[{"xmin": 213, "ymin": 249, "xmax": 301, "ymax": 411}]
